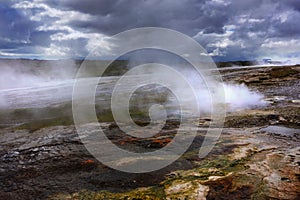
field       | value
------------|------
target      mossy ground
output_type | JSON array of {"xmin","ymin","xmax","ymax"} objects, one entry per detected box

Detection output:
[{"xmin": 48, "ymin": 144, "xmax": 259, "ymax": 200}]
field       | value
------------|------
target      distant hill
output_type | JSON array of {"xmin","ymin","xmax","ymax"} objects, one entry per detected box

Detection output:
[
  {"xmin": 215, "ymin": 60, "xmax": 258, "ymax": 68},
  {"xmin": 0, "ymin": 58, "xmax": 281, "ymax": 79},
  {"xmin": 0, "ymin": 58, "xmax": 129, "ymax": 78}
]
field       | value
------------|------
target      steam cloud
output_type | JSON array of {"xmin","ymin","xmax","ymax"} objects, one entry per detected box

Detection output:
[
  {"xmin": 126, "ymin": 51, "xmax": 267, "ymax": 113},
  {"xmin": 0, "ymin": 59, "xmax": 267, "ymax": 112},
  {"xmin": 0, "ymin": 60, "xmax": 77, "ymax": 90},
  {"xmin": 0, "ymin": 60, "xmax": 77, "ymax": 108},
  {"xmin": 167, "ymin": 71, "xmax": 267, "ymax": 113}
]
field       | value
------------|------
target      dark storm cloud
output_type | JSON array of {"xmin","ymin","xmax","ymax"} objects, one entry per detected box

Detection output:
[
  {"xmin": 29, "ymin": 31, "xmax": 52, "ymax": 46},
  {"xmin": 0, "ymin": 2, "xmax": 35, "ymax": 47},
  {"xmin": 56, "ymin": 0, "xmax": 231, "ymax": 35},
  {"xmin": 0, "ymin": 1, "xmax": 59, "ymax": 57},
  {"xmin": 286, "ymin": 0, "xmax": 300, "ymax": 11},
  {"xmin": 0, "ymin": 0, "xmax": 300, "ymax": 62}
]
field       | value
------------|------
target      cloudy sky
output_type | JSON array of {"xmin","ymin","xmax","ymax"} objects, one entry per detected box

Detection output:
[{"xmin": 0, "ymin": 0, "xmax": 300, "ymax": 62}]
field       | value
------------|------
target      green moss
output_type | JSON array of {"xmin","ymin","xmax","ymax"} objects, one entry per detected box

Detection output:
[
  {"xmin": 96, "ymin": 108, "xmax": 151, "ymax": 123},
  {"xmin": 68, "ymin": 186, "xmax": 165, "ymax": 200},
  {"xmin": 182, "ymin": 152, "xmax": 252, "ymax": 181},
  {"xmin": 0, "ymin": 102, "xmax": 73, "ymax": 126},
  {"xmin": 12, "ymin": 108, "xmax": 34, "ymax": 118},
  {"xmin": 16, "ymin": 116, "xmax": 74, "ymax": 132},
  {"xmin": 251, "ymin": 179, "xmax": 268, "ymax": 200},
  {"xmin": 14, "ymin": 104, "xmax": 158, "ymax": 132},
  {"xmin": 49, "ymin": 146, "xmax": 259, "ymax": 200},
  {"xmin": 96, "ymin": 110, "xmax": 114, "ymax": 122}
]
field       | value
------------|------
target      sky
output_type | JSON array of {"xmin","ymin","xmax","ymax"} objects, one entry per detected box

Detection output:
[{"xmin": 0, "ymin": 0, "xmax": 300, "ymax": 62}]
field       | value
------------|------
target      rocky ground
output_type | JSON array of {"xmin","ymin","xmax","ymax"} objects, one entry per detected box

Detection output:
[{"xmin": 0, "ymin": 65, "xmax": 299, "ymax": 199}]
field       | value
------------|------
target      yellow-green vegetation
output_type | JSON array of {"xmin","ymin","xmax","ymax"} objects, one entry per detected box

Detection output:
[
  {"xmin": 49, "ymin": 147, "xmax": 257, "ymax": 200},
  {"xmin": 16, "ymin": 116, "xmax": 74, "ymax": 132},
  {"xmin": 50, "ymin": 186, "xmax": 165, "ymax": 200},
  {"xmin": 1, "ymin": 102, "xmax": 74, "ymax": 131},
  {"xmin": 97, "ymin": 108, "xmax": 151, "ymax": 124},
  {"xmin": 15, "ymin": 106, "xmax": 153, "ymax": 132}
]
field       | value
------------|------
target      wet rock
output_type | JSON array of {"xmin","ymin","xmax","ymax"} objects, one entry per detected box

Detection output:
[
  {"xmin": 247, "ymin": 148, "xmax": 300, "ymax": 200},
  {"xmin": 291, "ymin": 99, "xmax": 300, "ymax": 104},
  {"xmin": 165, "ymin": 180, "xmax": 209, "ymax": 200},
  {"xmin": 0, "ymin": 65, "xmax": 299, "ymax": 199},
  {"xmin": 261, "ymin": 125, "xmax": 300, "ymax": 138}
]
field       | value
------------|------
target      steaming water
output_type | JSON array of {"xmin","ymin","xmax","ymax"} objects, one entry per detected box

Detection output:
[
  {"xmin": 0, "ymin": 79, "xmax": 75, "ymax": 108},
  {"xmin": 0, "ymin": 75, "xmax": 266, "ymax": 111},
  {"xmin": 0, "ymin": 77, "xmax": 118, "ymax": 109},
  {"xmin": 0, "ymin": 60, "xmax": 268, "ymax": 112}
]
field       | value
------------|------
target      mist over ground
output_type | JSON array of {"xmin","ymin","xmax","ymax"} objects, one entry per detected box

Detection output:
[
  {"xmin": 0, "ymin": 58, "xmax": 267, "ymax": 111},
  {"xmin": 0, "ymin": 59, "xmax": 77, "ymax": 90}
]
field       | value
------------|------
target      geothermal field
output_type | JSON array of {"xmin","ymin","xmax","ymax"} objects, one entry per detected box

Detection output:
[{"xmin": 0, "ymin": 59, "xmax": 299, "ymax": 199}]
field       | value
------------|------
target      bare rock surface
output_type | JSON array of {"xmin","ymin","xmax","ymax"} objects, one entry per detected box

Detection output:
[{"xmin": 0, "ymin": 65, "xmax": 299, "ymax": 199}]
